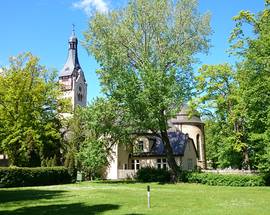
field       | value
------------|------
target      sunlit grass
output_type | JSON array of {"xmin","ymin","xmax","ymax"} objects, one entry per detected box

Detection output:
[{"xmin": 0, "ymin": 181, "xmax": 270, "ymax": 215}]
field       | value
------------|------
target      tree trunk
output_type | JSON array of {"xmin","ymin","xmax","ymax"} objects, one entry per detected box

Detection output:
[
  {"xmin": 243, "ymin": 146, "xmax": 250, "ymax": 170},
  {"xmin": 160, "ymin": 130, "xmax": 179, "ymax": 182}
]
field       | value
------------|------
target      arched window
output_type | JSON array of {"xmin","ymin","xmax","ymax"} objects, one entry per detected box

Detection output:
[
  {"xmin": 196, "ymin": 134, "xmax": 201, "ymax": 160},
  {"xmin": 77, "ymin": 93, "xmax": 83, "ymax": 102}
]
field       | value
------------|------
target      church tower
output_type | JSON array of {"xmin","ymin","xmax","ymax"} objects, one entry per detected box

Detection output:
[{"xmin": 59, "ymin": 29, "xmax": 87, "ymax": 111}]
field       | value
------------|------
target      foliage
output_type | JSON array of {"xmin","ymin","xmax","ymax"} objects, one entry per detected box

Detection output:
[
  {"xmin": 194, "ymin": 64, "xmax": 245, "ymax": 169},
  {"xmin": 136, "ymin": 166, "xmax": 171, "ymax": 183},
  {"xmin": 230, "ymin": 3, "xmax": 270, "ymax": 172},
  {"xmin": 64, "ymin": 151, "xmax": 77, "ymax": 180},
  {"xmin": 83, "ymin": 0, "xmax": 211, "ymax": 178},
  {"xmin": 194, "ymin": 1, "xmax": 270, "ymax": 170},
  {"xmin": 0, "ymin": 53, "xmax": 66, "ymax": 167},
  {"xmin": 66, "ymin": 98, "xmax": 131, "ymax": 179},
  {"xmin": 180, "ymin": 172, "xmax": 265, "ymax": 187},
  {"xmin": 62, "ymin": 107, "xmax": 85, "ymax": 180},
  {"xmin": 0, "ymin": 167, "xmax": 72, "ymax": 188},
  {"xmin": 77, "ymin": 139, "xmax": 108, "ymax": 180}
]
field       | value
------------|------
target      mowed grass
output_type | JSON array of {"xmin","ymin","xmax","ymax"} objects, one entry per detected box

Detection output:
[{"xmin": 0, "ymin": 181, "xmax": 270, "ymax": 215}]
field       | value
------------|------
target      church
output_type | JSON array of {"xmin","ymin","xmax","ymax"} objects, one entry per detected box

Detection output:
[
  {"xmin": 0, "ymin": 31, "xmax": 206, "ymax": 178},
  {"xmin": 59, "ymin": 30, "xmax": 87, "ymax": 111},
  {"xmin": 59, "ymin": 31, "xmax": 206, "ymax": 179}
]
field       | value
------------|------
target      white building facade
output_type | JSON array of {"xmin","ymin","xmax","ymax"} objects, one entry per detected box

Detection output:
[{"xmin": 105, "ymin": 106, "xmax": 206, "ymax": 180}]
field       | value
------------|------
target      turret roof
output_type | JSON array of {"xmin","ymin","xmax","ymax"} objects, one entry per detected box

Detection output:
[
  {"xmin": 170, "ymin": 104, "xmax": 204, "ymax": 125},
  {"xmin": 60, "ymin": 31, "xmax": 82, "ymax": 77}
]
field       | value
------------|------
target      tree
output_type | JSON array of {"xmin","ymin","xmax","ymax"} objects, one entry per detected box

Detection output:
[
  {"xmin": 229, "ymin": 0, "xmax": 270, "ymax": 171},
  {"xmin": 66, "ymin": 98, "xmax": 131, "ymax": 179},
  {"xmin": 83, "ymin": 0, "xmax": 211, "ymax": 180},
  {"xmin": 0, "ymin": 53, "xmax": 65, "ymax": 166},
  {"xmin": 194, "ymin": 64, "xmax": 245, "ymax": 169},
  {"xmin": 195, "ymin": 0, "xmax": 270, "ymax": 170}
]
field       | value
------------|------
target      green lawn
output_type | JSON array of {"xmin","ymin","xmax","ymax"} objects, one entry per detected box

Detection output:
[{"xmin": 0, "ymin": 181, "xmax": 270, "ymax": 215}]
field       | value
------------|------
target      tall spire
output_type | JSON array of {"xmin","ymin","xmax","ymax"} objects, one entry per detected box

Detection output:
[{"xmin": 60, "ymin": 26, "xmax": 81, "ymax": 77}]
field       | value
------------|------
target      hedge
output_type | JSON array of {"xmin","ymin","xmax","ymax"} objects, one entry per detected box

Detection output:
[
  {"xmin": 179, "ymin": 171, "xmax": 266, "ymax": 187},
  {"xmin": 136, "ymin": 167, "xmax": 171, "ymax": 183},
  {"xmin": 0, "ymin": 167, "xmax": 72, "ymax": 188}
]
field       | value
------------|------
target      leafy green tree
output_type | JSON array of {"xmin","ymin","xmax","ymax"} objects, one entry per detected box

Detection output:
[
  {"xmin": 66, "ymin": 98, "xmax": 131, "ymax": 179},
  {"xmin": 196, "ymin": 1, "xmax": 270, "ymax": 170},
  {"xmin": 83, "ymin": 0, "xmax": 211, "ymax": 179},
  {"xmin": 194, "ymin": 64, "xmax": 245, "ymax": 169},
  {"xmin": 0, "ymin": 53, "xmax": 65, "ymax": 166},
  {"xmin": 77, "ymin": 139, "xmax": 108, "ymax": 180},
  {"xmin": 229, "ymin": 1, "xmax": 270, "ymax": 171}
]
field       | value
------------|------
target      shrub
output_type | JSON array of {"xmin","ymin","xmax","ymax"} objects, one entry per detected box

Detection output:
[
  {"xmin": 261, "ymin": 172, "xmax": 270, "ymax": 186},
  {"xmin": 0, "ymin": 167, "xmax": 72, "ymax": 188},
  {"xmin": 179, "ymin": 171, "xmax": 265, "ymax": 187},
  {"xmin": 136, "ymin": 167, "xmax": 171, "ymax": 183}
]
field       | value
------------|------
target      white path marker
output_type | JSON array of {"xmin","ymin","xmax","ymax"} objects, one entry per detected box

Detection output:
[{"xmin": 147, "ymin": 185, "xmax": 150, "ymax": 208}]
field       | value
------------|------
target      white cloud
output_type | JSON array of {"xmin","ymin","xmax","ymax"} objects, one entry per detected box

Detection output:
[{"xmin": 73, "ymin": 0, "xmax": 108, "ymax": 15}]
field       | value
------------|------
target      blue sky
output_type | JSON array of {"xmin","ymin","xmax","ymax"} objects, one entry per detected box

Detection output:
[{"xmin": 0, "ymin": 0, "xmax": 265, "ymax": 102}]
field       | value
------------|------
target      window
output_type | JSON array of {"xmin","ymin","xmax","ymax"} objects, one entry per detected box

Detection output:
[
  {"xmin": 77, "ymin": 93, "xmax": 83, "ymax": 102},
  {"xmin": 196, "ymin": 134, "xmax": 201, "ymax": 160},
  {"xmin": 138, "ymin": 141, "xmax": 144, "ymax": 152},
  {"xmin": 157, "ymin": 158, "xmax": 167, "ymax": 169},
  {"xmin": 131, "ymin": 160, "xmax": 140, "ymax": 170},
  {"xmin": 187, "ymin": 159, "xmax": 193, "ymax": 170}
]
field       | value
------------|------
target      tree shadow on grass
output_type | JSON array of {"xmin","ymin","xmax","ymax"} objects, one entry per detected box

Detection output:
[
  {"xmin": 0, "ymin": 189, "xmax": 65, "ymax": 204},
  {"xmin": 95, "ymin": 180, "xmax": 139, "ymax": 184},
  {"xmin": 124, "ymin": 214, "xmax": 145, "ymax": 215},
  {"xmin": 1, "ymin": 203, "xmax": 120, "ymax": 215}
]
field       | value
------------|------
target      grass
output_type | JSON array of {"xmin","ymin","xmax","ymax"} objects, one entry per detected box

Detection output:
[{"xmin": 0, "ymin": 181, "xmax": 270, "ymax": 215}]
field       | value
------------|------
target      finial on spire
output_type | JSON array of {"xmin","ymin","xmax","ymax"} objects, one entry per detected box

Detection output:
[{"xmin": 72, "ymin": 24, "xmax": 75, "ymax": 36}]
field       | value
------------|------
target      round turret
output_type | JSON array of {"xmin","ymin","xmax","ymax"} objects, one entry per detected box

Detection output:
[
  {"xmin": 170, "ymin": 104, "xmax": 206, "ymax": 169},
  {"xmin": 171, "ymin": 105, "xmax": 204, "ymax": 125}
]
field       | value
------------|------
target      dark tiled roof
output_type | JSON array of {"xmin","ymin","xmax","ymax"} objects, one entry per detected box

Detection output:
[
  {"xmin": 60, "ymin": 34, "xmax": 83, "ymax": 78},
  {"xmin": 133, "ymin": 131, "xmax": 189, "ymax": 157}
]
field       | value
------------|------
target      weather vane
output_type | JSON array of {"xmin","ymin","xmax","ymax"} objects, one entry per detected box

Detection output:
[{"xmin": 72, "ymin": 24, "xmax": 75, "ymax": 36}]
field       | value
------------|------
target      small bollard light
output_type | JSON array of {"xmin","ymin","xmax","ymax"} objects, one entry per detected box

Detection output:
[{"xmin": 147, "ymin": 185, "xmax": 150, "ymax": 208}]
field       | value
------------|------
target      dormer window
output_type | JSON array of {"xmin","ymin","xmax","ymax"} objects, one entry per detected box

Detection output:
[
  {"xmin": 138, "ymin": 141, "xmax": 144, "ymax": 152},
  {"xmin": 149, "ymin": 138, "xmax": 156, "ymax": 150}
]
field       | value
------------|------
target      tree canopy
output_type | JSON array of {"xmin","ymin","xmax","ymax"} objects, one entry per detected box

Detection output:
[
  {"xmin": 0, "ymin": 53, "xmax": 65, "ymax": 166},
  {"xmin": 83, "ymin": 0, "xmax": 211, "ymax": 178},
  {"xmin": 195, "ymin": 1, "xmax": 270, "ymax": 170}
]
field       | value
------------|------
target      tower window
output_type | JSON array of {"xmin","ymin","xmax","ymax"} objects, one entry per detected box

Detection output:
[
  {"xmin": 196, "ymin": 134, "xmax": 201, "ymax": 160},
  {"xmin": 188, "ymin": 159, "xmax": 193, "ymax": 170},
  {"xmin": 77, "ymin": 93, "xmax": 83, "ymax": 102}
]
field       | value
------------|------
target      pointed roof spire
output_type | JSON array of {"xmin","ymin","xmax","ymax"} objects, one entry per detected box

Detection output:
[{"xmin": 59, "ymin": 26, "xmax": 82, "ymax": 77}]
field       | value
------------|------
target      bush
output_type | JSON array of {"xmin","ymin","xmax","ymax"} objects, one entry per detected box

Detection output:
[
  {"xmin": 136, "ymin": 167, "xmax": 171, "ymax": 183},
  {"xmin": 261, "ymin": 172, "xmax": 270, "ymax": 186},
  {"xmin": 0, "ymin": 167, "xmax": 72, "ymax": 188},
  {"xmin": 179, "ymin": 171, "xmax": 265, "ymax": 187}
]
